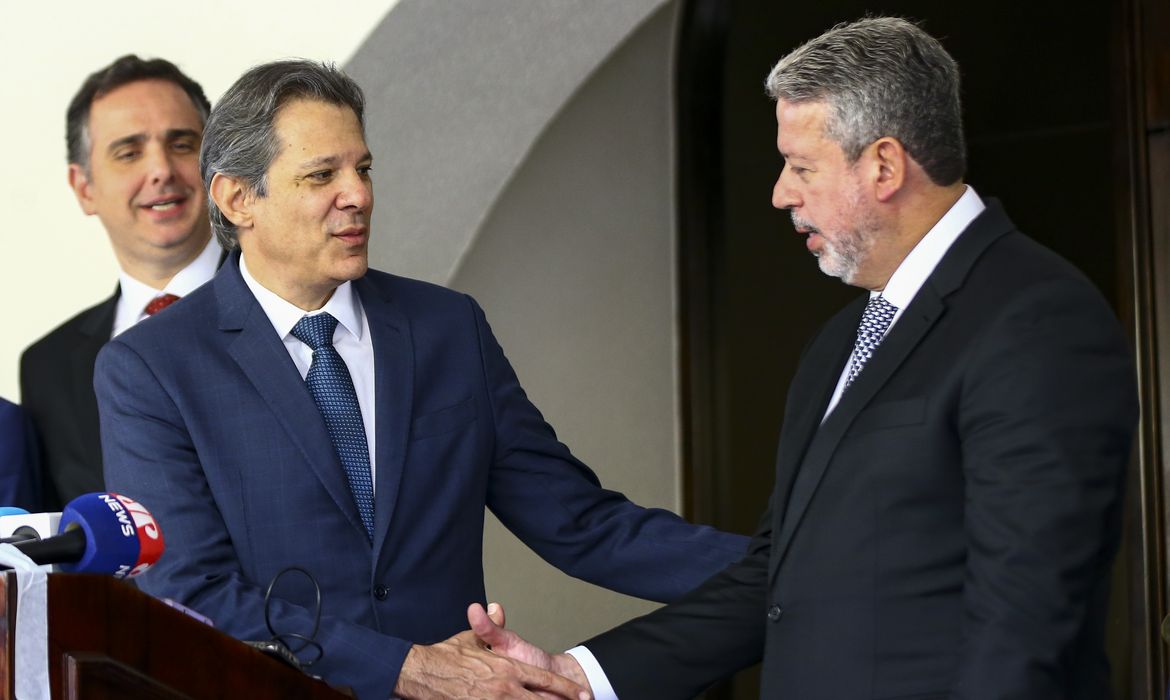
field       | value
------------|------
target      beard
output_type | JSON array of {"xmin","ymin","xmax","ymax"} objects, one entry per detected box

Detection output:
[{"xmin": 791, "ymin": 196, "xmax": 879, "ymax": 285}]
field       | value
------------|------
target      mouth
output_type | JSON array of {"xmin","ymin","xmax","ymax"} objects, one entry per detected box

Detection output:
[
  {"xmin": 332, "ymin": 226, "xmax": 369, "ymax": 245},
  {"xmin": 790, "ymin": 215, "xmax": 821, "ymax": 252},
  {"xmin": 140, "ymin": 195, "xmax": 188, "ymax": 214}
]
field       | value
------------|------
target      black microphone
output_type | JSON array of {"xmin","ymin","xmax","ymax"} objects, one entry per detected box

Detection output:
[
  {"xmin": 0, "ymin": 507, "xmax": 43, "ymax": 543},
  {"xmin": 14, "ymin": 527, "xmax": 85, "ymax": 561}
]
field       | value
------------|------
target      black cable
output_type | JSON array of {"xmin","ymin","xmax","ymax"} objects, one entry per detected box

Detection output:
[{"xmin": 262, "ymin": 566, "xmax": 324, "ymax": 668}]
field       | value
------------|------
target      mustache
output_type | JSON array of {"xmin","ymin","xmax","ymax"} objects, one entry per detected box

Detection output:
[{"xmin": 790, "ymin": 212, "xmax": 820, "ymax": 235}]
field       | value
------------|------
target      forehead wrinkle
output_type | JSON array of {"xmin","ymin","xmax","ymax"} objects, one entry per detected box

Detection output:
[
  {"xmin": 296, "ymin": 150, "xmax": 373, "ymax": 171},
  {"xmin": 297, "ymin": 154, "xmax": 341, "ymax": 170}
]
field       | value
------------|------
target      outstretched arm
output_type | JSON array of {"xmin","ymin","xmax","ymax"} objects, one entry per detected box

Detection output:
[{"xmin": 470, "ymin": 297, "xmax": 748, "ymax": 602}]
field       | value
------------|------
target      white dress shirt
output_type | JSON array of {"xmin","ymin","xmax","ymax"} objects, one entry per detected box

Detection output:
[
  {"xmin": 113, "ymin": 236, "xmax": 224, "ymax": 338},
  {"xmin": 239, "ymin": 254, "xmax": 377, "ymax": 483},
  {"xmin": 570, "ymin": 186, "xmax": 987, "ymax": 700}
]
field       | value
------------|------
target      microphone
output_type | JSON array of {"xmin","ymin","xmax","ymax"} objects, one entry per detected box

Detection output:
[
  {"xmin": 0, "ymin": 510, "xmax": 61, "ymax": 544},
  {"xmin": 12, "ymin": 493, "xmax": 164, "ymax": 579}
]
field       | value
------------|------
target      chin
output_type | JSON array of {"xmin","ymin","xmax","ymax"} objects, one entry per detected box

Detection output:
[
  {"xmin": 338, "ymin": 258, "xmax": 369, "ymax": 281},
  {"xmin": 148, "ymin": 224, "xmax": 202, "ymax": 249}
]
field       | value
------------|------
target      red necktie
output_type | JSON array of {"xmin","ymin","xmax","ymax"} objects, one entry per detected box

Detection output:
[{"xmin": 144, "ymin": 294, "xmax": 181, "ymax": 316}]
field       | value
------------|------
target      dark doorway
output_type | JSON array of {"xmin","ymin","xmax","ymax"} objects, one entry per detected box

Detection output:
[{"xmin": 677, "ymin": 1, "xmax": 1167, "ymax": 698}]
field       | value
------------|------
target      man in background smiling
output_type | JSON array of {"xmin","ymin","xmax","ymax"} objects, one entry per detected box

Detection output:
[{"xmin": 21, "ymin": 56, "xmax": 223, "ymax": 508}]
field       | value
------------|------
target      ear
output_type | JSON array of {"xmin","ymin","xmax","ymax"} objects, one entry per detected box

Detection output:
[
  {"xmin": 870, "ymin": 137, "xmax": 906, "ymax": 203},
  {"xmin": 67, "ymin": 164, "xmax": 99, "ymax": 216},
  {"xmin": 209, "ymin": 173, "xmax": 254, "ymax": 231}
]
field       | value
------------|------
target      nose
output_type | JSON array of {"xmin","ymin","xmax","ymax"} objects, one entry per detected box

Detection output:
[
  {"xmin": 337, "ymin": 170, "xmax": 373, "ymax": 211},
  {"xmin": 144, "ymin": 144, "xmax": 176, "ymax": 185},
  {"xmin": 772, "ymin": 166, "xmax": 800, "ymax": 211}
]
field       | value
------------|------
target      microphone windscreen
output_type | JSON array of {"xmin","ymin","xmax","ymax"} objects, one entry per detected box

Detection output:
[
  {"xmin": 57, "ymin": 493, "xmax": 164, "ymax": 578},
  {"xmin": 0, "ymin": 507, "xmax": 30, "ymax": 516},
  {"xmin": 117, "ymin": 494, "xmax": 165, "ymax": 577}
]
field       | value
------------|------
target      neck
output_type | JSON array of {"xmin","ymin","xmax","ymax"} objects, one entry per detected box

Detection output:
[
  {"xmin": 240, "ymin": 255, "xmax": 337, "ymax": 311},
  {"xmin": 864, "ymin": 182, "xmax": 966, "ymax": 292},
  {"xmin": 118, "ymin": 230, "xmax": 211, "ymax": 290}
]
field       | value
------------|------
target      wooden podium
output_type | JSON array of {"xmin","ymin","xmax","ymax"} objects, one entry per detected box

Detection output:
[{"xmin": 0, "ymin": 573, "xmax": 352, "ymax": 699}]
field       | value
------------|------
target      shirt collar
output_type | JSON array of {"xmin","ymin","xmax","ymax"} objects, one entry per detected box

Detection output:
[
  {"xmin": 238, "ymin": 253, "xmax": 364, "ymax": 342},
  {"xmin": 876, "ymin": 185, "xmax": 985, "ymax": 307},
  {"xmin": 113, "ymin": 236, "xmax": 222, "ymax": 337},
  {"xmin": 117, "ymin": 236, "xmax": 222, "ymax": 306}
]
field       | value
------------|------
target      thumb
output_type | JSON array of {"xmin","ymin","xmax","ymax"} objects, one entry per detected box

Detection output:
[
  {"xmin": 467, "ymin": 603, "xmax": 510, "ymax": 649},
  {"xmin": 487, "ymin": 601, "xmax": 506, "ymax": 628}
]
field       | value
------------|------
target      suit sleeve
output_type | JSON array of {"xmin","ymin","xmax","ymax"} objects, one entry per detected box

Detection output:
[
  {"xmin": 96, "ymin": 339, "xmax": 410, "ymax": 700},
  {"xmin": 469, "ymin": 297, "xmax": 749, "ymax": 603},
  {"xmin": 953, "ymin": 279, "xmax": 1137, "ymax": 698},
  {"xmin": 583, "ymin": 496, "xmax": 772, "ymax": 697}
]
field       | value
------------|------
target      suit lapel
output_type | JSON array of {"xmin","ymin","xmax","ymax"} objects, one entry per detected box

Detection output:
[
  {"xmin": 354, "ymin": 277, "xmax": 415, "ymax": 560},
  {"xmin": 72, "ymin": 290, "xmax": 118, "ymax": 464},
  {"xmin": 216, "ymin": 256, "xmax": 367, "ymax": 538},
  {"xmin": 774, "ymin": 289, "xmax": 946, "ymax": 568},
  {"xmin": 768, "ymin": 307, "xmax": 859, "ymax": 529}
]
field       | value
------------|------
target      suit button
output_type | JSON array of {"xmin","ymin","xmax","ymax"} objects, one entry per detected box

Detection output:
[
  {"xmin": 767, "ymin": 605, "xmax": 782, "ymax": 622},
  {"xmin": 373, "ymin": 584, "xmax": 389, "ymax": 601}
]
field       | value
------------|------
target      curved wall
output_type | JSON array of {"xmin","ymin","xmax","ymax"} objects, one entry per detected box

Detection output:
[{"xmin": 351, "ymin": 0, "xmax": 682, "ymax": 648}]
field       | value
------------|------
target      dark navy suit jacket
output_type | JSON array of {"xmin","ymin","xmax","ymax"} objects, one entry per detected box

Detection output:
[
  {"xmin": 97, "ymin": 254, "xmax": 747, "ymax": 699},
  {"xmin": 0, "ymin": 397, "xmax": 39, "ymax": 510}
]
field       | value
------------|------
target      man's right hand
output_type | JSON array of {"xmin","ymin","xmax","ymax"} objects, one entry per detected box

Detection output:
[
  {"xmin": 393, "ymin": 618, "xmax": 591, "ymax": 700},
  {"xmin": 467, "ymin": 603, "xmax": 591, "ymax": 694}
]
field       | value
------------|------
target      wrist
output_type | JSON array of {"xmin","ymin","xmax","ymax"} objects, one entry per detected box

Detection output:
[
  {"xmin": 552, "ymin": 653, "xmax": 590, "ymax": 690},
  {"xmin": 392, "ymin": 644, "xmax": 425, "ymax": 698}
]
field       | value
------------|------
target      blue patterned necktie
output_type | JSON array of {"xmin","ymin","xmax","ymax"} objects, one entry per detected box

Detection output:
[
  {"xmin": 846, "ymin": 296, "xmax": 899, "ymax": 389},
  {"xmin": 291, "ymin": 313, "xmax": 375, "ymax": 540}
]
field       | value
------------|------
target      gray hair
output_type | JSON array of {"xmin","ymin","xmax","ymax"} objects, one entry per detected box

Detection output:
[
  {"xmin": 765, "ymin": 17, "xmax": 965, "ymax": 186},
  {"xmin": 200, "ymin": 59, "xmax": 366, "ymax": 249}
]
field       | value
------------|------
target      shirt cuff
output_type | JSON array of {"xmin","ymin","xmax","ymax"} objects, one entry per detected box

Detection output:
[{"xmin": 565, "ymin": 645, "xmax": 618, "ymax": 700}]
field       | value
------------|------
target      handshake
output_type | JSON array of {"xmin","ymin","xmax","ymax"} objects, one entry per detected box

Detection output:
[{"xmin": 394, "ymin": 602, "xmax": 596, "ymax": 700}]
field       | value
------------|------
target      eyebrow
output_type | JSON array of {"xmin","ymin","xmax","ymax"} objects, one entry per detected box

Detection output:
[
  {"xmin": 165, "ymin": 128, "xmax": 201, "ymax": 142},
  {"xmin": 106, "ymin": 134, "xmax": 146, "ymax": 154},
  {"xmin": 298, "ymin": 152, "xmax": 373, "ymax": 170},
  {"xmin": 105, "ymin": 128, "xmax": 201, "ymax": 154}
]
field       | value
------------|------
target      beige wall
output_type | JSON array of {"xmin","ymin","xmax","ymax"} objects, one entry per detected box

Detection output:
[{"xmin": 0, "ymin": 0, "xmax": 398, "ymax": 403}]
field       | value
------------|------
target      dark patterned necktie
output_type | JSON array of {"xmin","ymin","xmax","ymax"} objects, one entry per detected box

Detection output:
[
  {"xmin": 291, "ymin": 313, "xmax": 375, "ymax": 540},
  {"xmin": 144, "ymin": 293, "xmax": 181, "ymax": 316},
  {"xmin": 845, "ymin": 296, "xmax": 898, "ymax": 389}
]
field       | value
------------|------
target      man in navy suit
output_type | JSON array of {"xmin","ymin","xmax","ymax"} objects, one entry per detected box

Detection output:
[
  {"xmin": 471, "ymin": 17, "xmax": 1138, "ymax": 699},
  {"xmin": 0, "ymin": 397, "xmax": 39, "ymax": 510},
  {"xmin": 97, "ymin": 60, "xmax": 746, "ymax": 700}
]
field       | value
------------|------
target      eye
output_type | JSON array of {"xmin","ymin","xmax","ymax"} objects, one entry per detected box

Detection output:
[
  {"xmin": 357, "ymin": 164, "xmax": 373, "ymax": 178},
  {"xmin": 171, "ymin": 139, "xmax": 198, "ymax": 154},
  {"xmin": 113, "ymin": 148, "xmax": 141, "ymax": 162},
  {"xmin": 306, "ymin": 170, "xmax": 333, "ymax": 182}
]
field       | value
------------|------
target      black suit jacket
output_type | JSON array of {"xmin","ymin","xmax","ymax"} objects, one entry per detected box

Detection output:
[
  {"xmin": 587, "ymin": 201, "xmax": 1138, "ymax": 699},
  {"xmin": 20, "ymin": 290, "xmax": 117, "ymax": 508}
]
